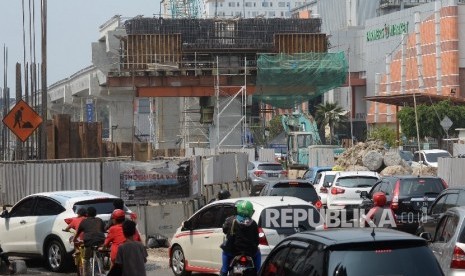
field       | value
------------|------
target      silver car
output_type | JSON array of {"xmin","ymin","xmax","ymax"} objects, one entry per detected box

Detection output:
[
  {"xmin": 247, "ymin": 161, "xmax": 287, "ymax": 195},
  {"xmin": 423, "ymin": 206, "xmax": 465, "ymax": 275}
]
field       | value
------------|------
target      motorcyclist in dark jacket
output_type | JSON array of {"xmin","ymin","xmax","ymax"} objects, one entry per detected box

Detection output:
[
  {"xmin": 220, "ymin": 200, "xmax": 260, "ymax": 276},
  {"xmin": 365, "ymin": 192, "xmax": 397, "ymax": 228}
]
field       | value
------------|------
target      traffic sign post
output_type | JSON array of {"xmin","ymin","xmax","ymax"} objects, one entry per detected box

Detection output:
[{"xmin": 2, "ymin": 100, "xmax": 43, "ymax": 142}]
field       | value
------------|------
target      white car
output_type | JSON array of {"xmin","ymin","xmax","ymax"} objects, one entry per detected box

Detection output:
[
  {"xmin": 413, "ymin": 149, "xmax": 451, "ymax": 168},
  {"xmin": 0, "ymin": 190, "xmax": 133, "ymax": 272},
  {"xmin": 169, "ymin": 196, "xmax": 323, "ymax": 276},
  {"xmin": 325, "ymin": 171, "xmax": 380, "ymax": 213},
  {"xmin": 312, "ymin": 171, "xmax": 337, "ymax": 207}
]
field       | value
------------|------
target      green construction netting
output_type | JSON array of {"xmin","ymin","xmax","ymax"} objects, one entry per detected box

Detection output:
[{"xmin": 255, "ymin": 52, "xmax": 348, "ymax": 108}]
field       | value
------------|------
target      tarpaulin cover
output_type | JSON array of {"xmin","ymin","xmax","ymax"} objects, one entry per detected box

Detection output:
[{"xmin": 255, "ymin": 52, "xmax": 348, "ymax": 108}]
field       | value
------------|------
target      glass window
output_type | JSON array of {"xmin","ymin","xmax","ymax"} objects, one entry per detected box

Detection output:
[
  {"xmin": 435, "ymin": 215, "xmax": 458, "ymax": 243},
  {"xmin": 328, "ymin": 245, "xmax": 443, "ymax": 275},
  {"xmin": 278, "ymin": 2, "xmax": 286, "ymax": 7},
  {"xmin": 269, "ymin": 11, "xmax": 275, "ymax": 16},
  {"xmin": 335, "ymin": 176, "xmax": 379, "ymax": 188},
  {"xmin": 257, "ymin": 164, "xmax": 283, "ymax": 171},
  {"xmin": 430, "ymin": 195, "xmax": 447, "ymax": 215},
  {"xmin": 269, "ymin": 183, "xmax": 318, "ymax": 203},
  {"xmin": 8, "ymin": 198, "xmax": 35, "ymax": 217},
  {"xmin": 73, "ymin": 199, "xmax": 127, "ymax": 215},
  {"xmin": 424, "ymin": 152, "xmax": 451, "ymax": 163},
  {"xmin": 398, "ymin": 178, "xmax": 445, "ymax": 196},
  {"xmin": 457, "ymin": 191, "xmax": 465, "ymax": 206},
  {"xmin": 194, "ymin": 205, "xmax": 223, "ymax": 229},
  {"xmin": 292, "ymin": 243, "xmax": 324, "ymax": 275},
  {"xmin": 219, "ymin": 205, "xmax": 236, "ymax": 225},
  {"xmin": 314, "ymin": 173, "xmax": 322, "ymax": 185},
  {"xmin": 247, "ymin": 162, "xmax": 254, "ymax": 170},
  {"xmin": 261, "ymin": 247, "xmax": 290, "ymax": 276},
  {"xmin": 35, "ymin": 197, "xmax": 65, "ymax": 216},
  {"xmin": 323, "ymin": 174, "xmax": 335, "ymax": 185},
  {"xmin": 444, "ymin": 193, "xmax": 459, "ymax": 210},
  {"xmin": 262, "ymin": 2, "xmax": 269, "ymax": 7}
]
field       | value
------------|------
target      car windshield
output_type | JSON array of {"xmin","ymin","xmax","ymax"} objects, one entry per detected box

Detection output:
[
  {"xmin": 399, "ymin": 178, "xmax": 445, "ymax": 197},
  {"xmin": 73, "ymin": 199, "xmax": 128, "ymax": 215},
  {"xmin": 258, "ymin": 205, "xmax": 322, "ymax": 234},
  {"xmin": 269, "ymin": 183, "xmax": 318, "ymax": 202},
  {"xmin": 328, "ymin": 244, "xmax": 443, "ymax": 276},
  {"xmin": 424, "ymin": 152, "xmax": 451, "ymax": 162},
  {"xmin": 336, "ymin": 176, "xmax": 378, "ymax": 188},
  {"xmin": 257, "ymin": 164, "xmax": 283, "ymax": 171}
]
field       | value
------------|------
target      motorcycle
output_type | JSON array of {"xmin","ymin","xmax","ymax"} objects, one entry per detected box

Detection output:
[{"xmin": 228, "ymin": 254, "xmax": 256, "ymax": 276}]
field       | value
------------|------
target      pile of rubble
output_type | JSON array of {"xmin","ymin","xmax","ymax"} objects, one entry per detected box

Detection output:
[{"xmin": 335, "ymin": 140, "xmax": 437, "ymax": 176}]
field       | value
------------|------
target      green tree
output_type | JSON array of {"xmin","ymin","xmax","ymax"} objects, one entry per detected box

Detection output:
[
  {"xmin": 397, "ymin": 100, "xmax": 465, "ymax": 140},
  {"xmin": 368, "ymin": 126, "xmax": 396, "ymax": 147},
  {"xmin": 268, "ymin": 115, "xmax": 284, "ymax": 141},
  {"xmin": 315, "ymin": 102, "xmax": 347, "ymax": 144}
]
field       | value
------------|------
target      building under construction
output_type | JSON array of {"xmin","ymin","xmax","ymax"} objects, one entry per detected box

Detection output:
[{"xmin": 102, "ymin": 17, "xmax": 347, "ymax": 149}]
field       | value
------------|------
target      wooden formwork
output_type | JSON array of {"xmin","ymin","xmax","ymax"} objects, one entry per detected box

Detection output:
[
  {"xmin": 123, "ymin": 34, "xmax": 182, "ymax": 71},
  {"xmin": 274, "ymin": 33, "xmax": 327, "ymax": 53}
]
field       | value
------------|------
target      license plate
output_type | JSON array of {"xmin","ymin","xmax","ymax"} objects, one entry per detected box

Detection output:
[{"xmin": 268, "ymin": 173, "xmax": 279, "ymax": 177}]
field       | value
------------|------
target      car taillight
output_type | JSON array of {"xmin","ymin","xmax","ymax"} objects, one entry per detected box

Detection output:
[
  {"xmin": 441, "ymin": 179, "xmax": 448, "ymax": 189},
  {"xmin": 280, "ymin": 170, "xmax": 288, "ymax": 176},
  {"xmin": 390, "ymin": 180, "xmax": 400, "ymax": 210},
  {"xmin": 320, "ymin": 187, "xmax": 328, "ymax": 193},
  {"xmin": 314, "ymin": 200, "xmax": 323, "ymax": 209},
  {"xmin": 254, "ymin": 170, "xmax": 265, "ymax": 177},
  {"xmin": 331, "ymin": 187, "xmax": 345, "ymax": 195},
  {"xmin": 240, "ymin": 256, "xmax": 247, "ymax": 264},
  {"xmin": 451, "ymin": 246, "xmax": 465, "ymax": 269},
  {"xmin": 64, "ymin": 218, "xmax": 73, "ymax": 225},
  {"xmin": 258, "ymin": 227, "xmax": 269, "ymax": 246}
]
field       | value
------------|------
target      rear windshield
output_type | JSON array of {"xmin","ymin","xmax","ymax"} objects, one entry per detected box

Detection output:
[
  {"xmin": 258, "ymin": 205, "xmax": 321, "ymax": 234},
  {"xmin": 399, "ymin": 178, "xmax": 445, "ymax": 196},
  {"xmin": 328, "ymin": 244, "xmax": 443, "ymax": 276},
  {"xmin": 270, "ymin": 183, "xmax": 318, "ymax": 202},
  {"xmin": 336, "ymin": 176, "xmax": 379, "ymax": 188},
  {"xmin": 73, "ymin": 199, "xmax": 128, "ymax": 215},
  {"xmin": 257, "ymin": 164, "xmax": 283, "ymax": 171}
]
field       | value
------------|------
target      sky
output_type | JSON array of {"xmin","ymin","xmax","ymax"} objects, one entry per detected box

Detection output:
[{"xmin": 0, "ymin": 0, "xmax": 159, "ymax": 94}]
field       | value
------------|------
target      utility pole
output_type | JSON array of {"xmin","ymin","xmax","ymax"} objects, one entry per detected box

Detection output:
[{"xmin": 40, "ymin": 0, "xmax": 47, "ymax": 160}]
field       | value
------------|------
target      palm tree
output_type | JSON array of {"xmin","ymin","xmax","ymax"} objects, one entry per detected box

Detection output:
[{"xmin": 315, "ymin": 102, "xmax": 348, "ymax": 145}]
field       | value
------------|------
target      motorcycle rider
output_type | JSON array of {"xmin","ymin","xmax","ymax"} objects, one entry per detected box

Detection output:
[
  {"xmin": 365, "ymin": 192, "xmax": 396, "ymax": 228},
  {"xmin": 209, "ymin": 189, "xmax": 231, "ymax": 204},
  {"xmin": 220, "ymin": 200, "xmax": 260, "ymax": 276}
]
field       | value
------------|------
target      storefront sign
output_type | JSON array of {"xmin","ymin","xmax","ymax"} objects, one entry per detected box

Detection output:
[{"xmin": 366, "ymin": 22, "xmax": 409, "ymax": 42}]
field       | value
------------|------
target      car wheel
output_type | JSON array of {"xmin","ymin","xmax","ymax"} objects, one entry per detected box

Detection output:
[
  {"xmin": 45, "ymin": 238, "xmax": 69, "ymax": 272},
  {"xmin": 171, "ymin": 245, "xmax": 191, "ymax": 276}
]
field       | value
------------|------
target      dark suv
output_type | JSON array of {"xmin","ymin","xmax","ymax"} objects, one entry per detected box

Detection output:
[
  {"xmin": 361, "ymin": 175, "xmax": 447, "ymax": 234},
  {"xmin": 258, "ymin": 228, "xmax": 444, "ymax": 276},
  {"xmin": 417, "ymin": 187, "xmax": 465, "ymax": 235}
]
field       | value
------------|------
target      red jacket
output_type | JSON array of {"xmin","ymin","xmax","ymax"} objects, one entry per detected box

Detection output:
[{"xmin": 68, "ymin": 217, "xmax": 86, "ymax": 240}]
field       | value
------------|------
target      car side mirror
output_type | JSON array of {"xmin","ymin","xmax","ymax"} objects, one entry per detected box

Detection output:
[
  {"xmin": 360, "ymin": 191, "xmax": 369, "ymax": 199},
  {"xmin": 182, "ymin": 220, "xmax": 193, "ymax": 231},
  {"xmin": 0, "ymin": 209, "xmax": 9, "ymax": 218},
  {"xmin": 420, "ymin": 232, "xmax": 432, "ymax": 242}
]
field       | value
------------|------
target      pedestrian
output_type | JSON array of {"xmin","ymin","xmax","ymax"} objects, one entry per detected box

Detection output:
[
  {"xmin": 105, "ymin": 198, "xmax": 138, "ymax": 231},
  {"xmin": 73, "ymin": 206, "xmax": 105, "ymax": 276},
  {"xmin": 220, "ymin": 200, "xmax": 260, "ymax": 276},
  {"xmin": 365, "ymin": 192, "xmax": 396, "ymax": 228},
  {"xmin": 109, "ymin": 220, "xmax": 148, "ymax": 276},
  {"xmin": 104, "ymin": 209, "xmax": 127, "ymax": 267}
]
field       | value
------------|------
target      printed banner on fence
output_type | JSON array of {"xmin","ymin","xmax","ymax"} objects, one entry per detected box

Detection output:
[{"xmin": 120, "ymin": 159, "xmax": 191, "ymax": 201}]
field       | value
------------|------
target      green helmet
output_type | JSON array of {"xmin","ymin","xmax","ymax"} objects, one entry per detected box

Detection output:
[{"xmin": 236, "ymin": 200, "xmax": 254, "ymax": 217}]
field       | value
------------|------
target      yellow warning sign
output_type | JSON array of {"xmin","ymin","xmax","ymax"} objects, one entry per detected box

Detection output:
[{"xmin": 3, "ymin": 100, "xmax": 43, "ymax": 142}]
